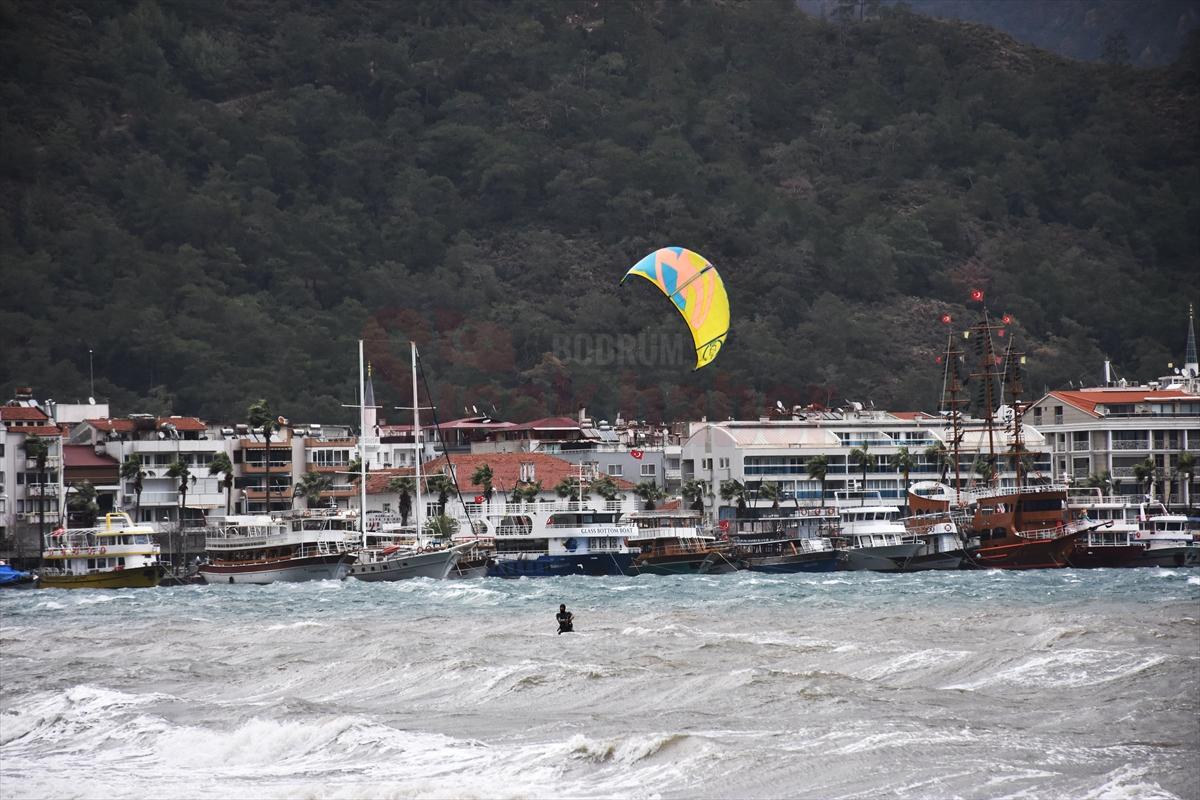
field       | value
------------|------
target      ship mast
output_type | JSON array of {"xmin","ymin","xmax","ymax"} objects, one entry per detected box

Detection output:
[
  {"xmin": 358, "ymin": 340, "xmax": 368, "ymax": 548},
  {"xmin": 1003, "ymin": 338, "xmax": 1028, "ymax": 489},
  {"xmin": 940, "ymin": 334, "xmax": 968, "ymax": 505},
  {"xmin": 412, "ymin": 341, "xmax": 423, "ymax": 536},
  {"xmin": 968, "ymin": 310, "xmax": 1001, "ymax": 488}
]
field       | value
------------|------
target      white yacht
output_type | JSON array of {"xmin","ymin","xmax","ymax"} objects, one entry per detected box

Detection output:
[
  {"xmin": 1134, "ymin": 502, "xmax": 1199, "ymax": 567},
  {"xmin": 833, "ymin": 490, "xmax": 923, "ymax": 571}
]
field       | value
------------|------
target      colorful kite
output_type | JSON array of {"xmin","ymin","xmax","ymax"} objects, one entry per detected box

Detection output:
[{"xmin": 621, "ymin": 247, "xmax": 730, "ymax": 370}]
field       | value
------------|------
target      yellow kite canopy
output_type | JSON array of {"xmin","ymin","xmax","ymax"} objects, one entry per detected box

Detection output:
[{"xmin": 621, "ymin": 247, "xmax": 730, "ymax": 369}]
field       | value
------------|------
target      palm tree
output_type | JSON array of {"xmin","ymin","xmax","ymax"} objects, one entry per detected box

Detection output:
[
  {"xmin": 388, "ymin": 476, "xmax": 415, "ymax": 526},
  {"xmin": 554, "ymin": 477, "xmax": 589, "ymax": 500},
  {"xmin": 514, "ymin": 480, "xmax": 543, "ymax": 503},
  {"xmin": 849, "ymin": 442, "xmax": 872, "ymax": 499},
  {"xmin": 924, "ymin": 443, "xmax": 949, "ymax": 482},
  {"xmin": 471, "ymin": 464, "xmax": 495, "ymax": 502},
  {"xmin": 1177, "ymin": 452, "xmax": 1196, "ymax": 508},
  {"xmin": 120, "ymin": 454, "xmax": 147, "ymax": 521},
  {"xmin": 1132, "ymin": 458, "xmax": 1157, "ymax": 499},
  {"xmin": 295, "ymin": 470, "xmax": 333, "ymax": 508},
  {"xmin": 972, "ymin": 456, "xmax": 995, "ymax": 486},
  {"xmin": 720, "ymin": 479, "xmax": 748, "ymax": 514},
  {"xmin": 247, "ymin": 399, "xmax": 278, "ymax": 512},
  {"xmin": 1085, "ymin": 470, "xmax": 1113, "ymax": 496},
  {"xmin": 67, "ymin": 480, "xmax": 99, "ymax": 527},
  {"xmin": 756, "ymin": 480, "xmax": 781, "ymax": 511},
  {"xmin": 425, "ymin": 473, "xmax": 456, "ymax": 511},
  {"xmin": 893, "ymin": 446, "xmax": 916, "ymax": 503},
  {"xmin": 424, "ymin": 514, "xmax": 459, "ymax": 539},
  {"xmin": 806, "ymin": 455, "xmax": 829, "ymax": 504},
  {"xmin": 166, "ymin": 458, "xmax": 196, "ymax": 566},
  {"xmin": 208, "ymin": 452, "xmax": 235, "ymax": 516},
  {"xmin": 590, "ymin": 474, "xmax": 619, "ymax": 501},
  {"xmin": 22, "ymin": 435, "xmax": 50, "ymax": 544},
  {"xmin": 634, "ymin": 480, "xmax": 666, "ymax": 510},
  {"xmin": 681, "ymin": 479, "xmax": 707, "ymax": 512}
]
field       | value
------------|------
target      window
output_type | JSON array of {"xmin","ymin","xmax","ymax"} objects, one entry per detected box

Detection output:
[
  {"xmin": 519, "ymin": 462, "xmax": 535, "ymax": 482},
  {"xmin": 607, "ymin": 464, "xmax": 623, "ymax": 476},
  {"xmin": 718, "ymin": 458, "xmax": 729, "ymax": 469},
  {"xmin": 640, "ymin": 464, "xmax": 656, "ymax": 477}
]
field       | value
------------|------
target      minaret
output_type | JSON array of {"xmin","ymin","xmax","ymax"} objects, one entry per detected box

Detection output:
[
  {"xmin": 364, "ymin": 362, "xmax": 378, "ymax": 431},
  {"xmin": 1186, "ymin": 303, "xmax": 1198, "ymax": 377}
]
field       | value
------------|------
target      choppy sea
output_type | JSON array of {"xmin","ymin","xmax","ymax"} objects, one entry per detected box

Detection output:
[{"xmin": 2, "ymin": 569, "xmax": 1198, "ymax": 800}]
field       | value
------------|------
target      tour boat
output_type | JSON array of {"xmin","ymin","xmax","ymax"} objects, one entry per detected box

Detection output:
[
  {"xmin": 453, "ymin": 496, "xmax": 639, "ymax": 577},
  {"xmin": 1062, "ymin": 489, "xmax": 1147, "ymax": 568},
  {"xmin": 38, "ymin": 513, "xmax": 166, "ymax": 589},
  {"xmin": 199, "ymin": 510, "xmax": 359, "ymax": 584},
  {"xmin": 1133, "ymin": 503, "xmax": 1199, "ymax": 567},
  {"xmin": 625, "ymin": 510, "xmax": 738, "ymax": 575},
  {"xmin": 833, "ymin": 493, "xmax": 924, "ymax": 572},
  {"xmin": 731, "ymin": 510, "xmax": 840, "ymax": 572}
]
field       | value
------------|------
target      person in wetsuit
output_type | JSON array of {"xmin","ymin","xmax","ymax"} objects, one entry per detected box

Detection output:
[{"xmin": 556, "ymin": 603, "xmax": 574, "ymax": 634}]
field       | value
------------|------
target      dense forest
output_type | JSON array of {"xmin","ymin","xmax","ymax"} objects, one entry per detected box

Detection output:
[{"xmin": 1, "ymin": 0, "xmax": 1198, "ymax": 427}]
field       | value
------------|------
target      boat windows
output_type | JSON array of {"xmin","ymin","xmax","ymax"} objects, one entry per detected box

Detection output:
[{"xmin": 1018, "ymin": 498, "xmax": 1065, "ymax": 513}]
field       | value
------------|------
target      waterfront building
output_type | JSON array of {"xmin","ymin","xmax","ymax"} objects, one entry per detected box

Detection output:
[
  {"xmin": 1, "ymin": 392, "xmax": 66, "ymax": 564},
  {"xmin": 680, "ymin": 407, "xmax": 1053, "ymax": 522}
]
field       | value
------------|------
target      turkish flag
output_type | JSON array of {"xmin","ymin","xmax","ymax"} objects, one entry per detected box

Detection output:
[
  {"xmin": 474, "ymin": 495, "xmax": 485, "ymax": 503},
  {"xmin": 630, "ymin": 449, "xmax": 644, "ymax": 460}
]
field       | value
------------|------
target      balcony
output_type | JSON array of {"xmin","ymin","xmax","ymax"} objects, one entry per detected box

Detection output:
[
  {"xmin": 25, "ymin": 483, "xmax": 59, "ymax": 498},
  {"xmin": 243, "ymin": 487, "xmax": 294, "ymax": 500},
  {"xmin": 242, "ymin": 459, "xmax": 293, "ymax": 474},
  {"xmin": 1112, "ymin": 440, "xmax": 1149, "ymax": 451},
  {"xmin": 25, "ymin": 456, "xmax": 61, "ymax": 470},
  {"xmin": 308, "ymin": 463, "xmax": 350, "ymax": 474}
]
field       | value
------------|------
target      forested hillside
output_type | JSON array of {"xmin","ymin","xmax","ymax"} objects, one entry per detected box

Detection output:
[{"xmin": 1, "ymin": 0, "xmax": 1197, "ymax": 425}]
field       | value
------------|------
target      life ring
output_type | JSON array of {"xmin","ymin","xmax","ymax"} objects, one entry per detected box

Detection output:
[
  {"xmin": 99, "ymin": 547, "xmax": 106, "ymax": 555},
  {"xmin": 72, "ymin": 547, "xmax": 80, "ymax": 555}
]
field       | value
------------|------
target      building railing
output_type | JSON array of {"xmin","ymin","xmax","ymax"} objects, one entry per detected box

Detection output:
[{"xmin": 1111, "ymin": 440, "xmax": 1150, "ymax": 450}]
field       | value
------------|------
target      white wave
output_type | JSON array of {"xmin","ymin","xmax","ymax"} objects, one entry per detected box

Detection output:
[
  {"xmin": 264, "ymin": 620, "xmax": 328, "ymax": 631},
  {"xmin": 1077, "ymin": 764, "xmax": 1181, "ymax": 800},
  {"xmin": 945, "ymin": 649, "xmax": 1169, "ymax": 691},
  {"xmin": 1187, "ymin": 575, "xmax": 1200, "ymax": 586},
  {"xmin": 853, "ymin": 648, "xmax": 971, "ymax": 681}
]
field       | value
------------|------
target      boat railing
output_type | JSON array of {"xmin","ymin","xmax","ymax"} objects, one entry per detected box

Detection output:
[
  {"xmin": 211, "ymin": 541, "xmax": 353, "ymax": 565},
  {"xmin": 1015, "ymin": 518, "xmax": 1096, "ymax": 541},
  {"xmin": 972, "ymin": 484, "xmax": 1067, "ymax": 502}
]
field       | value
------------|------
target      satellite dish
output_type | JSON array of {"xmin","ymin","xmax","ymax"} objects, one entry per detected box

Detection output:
[
  {"xmin": 88, "ymin": 396, "xmax": 96, "ymax": 405},
  {"xmin": 473, "ymin": 405, "xmax": 478, "ymax": 414},
  {"xmin": 775, "ymin": 400, "xmax": 785, "ymax": 412}
]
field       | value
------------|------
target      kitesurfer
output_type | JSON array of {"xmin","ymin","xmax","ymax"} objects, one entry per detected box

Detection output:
[{"xmin": 556, "ymin": 603, "xmax": 574, "ymax": 634}]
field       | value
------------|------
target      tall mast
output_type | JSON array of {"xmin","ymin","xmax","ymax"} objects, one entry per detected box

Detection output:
[
  {"xmin": 412, "ymin": 341, "xmax": 423, "ymax": 535},
  {"xmin": 941, "ymin": 334, "xmax": 967, "ymax": 505},
  {"xmin": 969, "ymin": 311, "xmax": 1001, "ymax": 487},
  {"xmin": 358, "ymin": 340, "xmax": 368, "ymax": 548},
  {"xmin": 1003, "ymin": 338, "xmax": 1028, "ymax": 489}
]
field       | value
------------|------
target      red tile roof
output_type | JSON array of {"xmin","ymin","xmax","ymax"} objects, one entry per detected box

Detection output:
[
  {"xmin": 0, "ymin": 405, "xmax": 49, "ymax": 421},
  {"xmin": 157, "ymin": 416, "xmax": 207, "ymax": 432},
  {"xmin": 360, "ymin": 453, "xmax": 633, "ymax": 494},
  {"xmin": 85, "ymin": 418, "xmax": 137, "ymax": 433},
  {"xmin": 18, "ymin": 425, "xmax": 63, "ymax": 436},
  {"xmin": 889, "ymin": 411, "xmax": 938, "ymax": 421},
  {"xmin": 1049, "ymin": 389, "xmax": 1195, "ymax": 417},
  {"xmin": 63, "ymin": 444, "xmax": 120, "ymax": 469}
]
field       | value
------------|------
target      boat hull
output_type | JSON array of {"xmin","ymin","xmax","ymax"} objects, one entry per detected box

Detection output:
[
  {"xmin": 489, "ymin": 552, "xmax": 635, "ymax": 578},
  {"xmin": 349, "ymin": 549, "xmax": 459, "ymax": 581},
  {"xmin": 741, "ymin": 552, "xmax": 839, "ymax": 573},
  {"xmin": 39, "ymin": 565, "xmax": 165, "ymax": 590},
  {"xmin": 631, "ymin": 550, "xmax": 737, "ymax": 575},
  {"xmin": 1067, "ymin": 544, "xmax": 1146, "ymax": 569},
  {"xmin": 902, "ymin": 551, "xmax": 966, "ymax": 571},
  {"xmin": 1135, "ymin": 546, "xmax": 1200, "ymax": 568},
  {"xmin": 839, "ymin": 543, "xmax": 923, "ymax": 572},
  {"xmin": 967, "ymin": 535, "xmax": 1077, "ymax": 570},
  {"xmin": 199, "ymin": 553, "xmax": 354, "ymax": 584}
]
